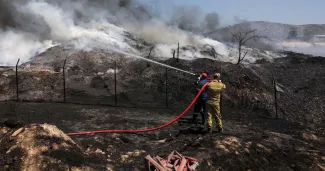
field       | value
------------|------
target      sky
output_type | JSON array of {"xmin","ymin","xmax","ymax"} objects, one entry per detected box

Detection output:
[{"xmin": 138, "ymin": 0, "xmax": 325, "ymax": 26}]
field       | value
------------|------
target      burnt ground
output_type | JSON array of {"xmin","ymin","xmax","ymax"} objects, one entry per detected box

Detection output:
[
  {"xmin": 0, "ymin": 102, "xmax": 324, "ymax": 171},
  {"xmin": 0, "ymin": 49, "xmax": 325, "ymax": 170}
]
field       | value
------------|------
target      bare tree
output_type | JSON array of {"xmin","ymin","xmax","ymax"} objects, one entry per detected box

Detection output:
[{"xmin": 231, "ymin": 27, "xmax": 270, "ymax": 65}]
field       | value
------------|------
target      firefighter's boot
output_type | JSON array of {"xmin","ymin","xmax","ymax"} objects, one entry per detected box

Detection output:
[
  {"xmin": 192, "ymin": 114, "xmax": 199, "ymax": 125},
  {"xmin": 200, "ymin": 112, "xmax": 206, "ymax": 125}
]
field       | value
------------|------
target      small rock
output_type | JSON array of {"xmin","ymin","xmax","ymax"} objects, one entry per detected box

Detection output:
[
  {"xmin": 244, "ymin": 148, "xmax": 250, "ymax": 154},
  {"xmin": 157, "ymin": 138, "xmax": 168, "ymax": 143},
  {"xmin": 215, "ymin": 151, "xmax": 222, "ymax": 157},
  {"xmin": 224, "ymin": 136, "xmax": 239, "ymax": 144},
  {"xmin": 111, "ymin": 134, "xmax": 119, "ymax": 139},
  {"xmin": 106, "ymin": 165, "xmax": 114, "ymax": 171},
  {"xmin": 133, "ymin": 150, "xmax": 142, "ymax": 157},
  {"xmin": 119, "ymin": 136, "xmax": 133, "ymax": 143},
  {"xmin": 107, "ymin": 145, "xmax": 114, "ymax": 149},
  {"xmin": 217, "ymin": 145, "xmax": 226, "ymax": 150},
  {"xmin": 256, "ymin": 143, "xmax": 272, "ymax": 153},
  {"xmin": 235, "ymin": 151, "xmax": 240, "ymax": 155},
  {"xmin": 321, "ymin": 156, "xmax": 325, "ymax": 161},
  {"xmin": 51, "ymin": 143, "xmax": 59, "ymax": 150},
  {"xmin": 4, "ymin": 165, "xmax": 9, "ymax": 169},
  {"xmin": 11, "ymin": 127, "xmax": 24, "ymax": 137},
  {"xmin": 95, "ymin": 148, "xmax": 105, "ymax": 155},
  {"xmin": 262, "ymin": 158, "xmax": 269, "ymax": 164},
  {"xmin": 317, "ymin": 164, "xmax": 325, "ymax": 170},
  {"xmin": 290, "ymin": 164, "xmax": 296, "ymax": 168},
  {"xmin": 302, "ymin": 133, "xmax": 318, "ymax": 141},
  {"xmin": 295, "ymin": 146, "xmax": 306, "ymax": 152},
  {"xmin": 126, "ymin": 150, "xmax": 145, "ymax": 157},
  {"xmin": 121, "ymin": 155, "xmax": 129, "ymax": 162}
]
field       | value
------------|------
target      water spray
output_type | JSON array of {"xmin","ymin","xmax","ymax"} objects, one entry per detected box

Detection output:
[{"xmin": 107, "ymin": 47, "xmax": 197, "ymax": 76}]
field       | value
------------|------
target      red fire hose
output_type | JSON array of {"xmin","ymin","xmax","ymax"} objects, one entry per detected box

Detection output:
[{"xmin": 67, "ymin": 83, "xmax": 209, "ymax": 136}]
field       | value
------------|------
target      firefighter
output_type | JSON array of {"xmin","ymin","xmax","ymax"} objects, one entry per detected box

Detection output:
[
  {"xmin": 192, "ymin": 72, "xmax": 208, "ymax": 125},
  {"xmin": 206, "ymin": 73, "xmax": 226, "ymax": 133}
]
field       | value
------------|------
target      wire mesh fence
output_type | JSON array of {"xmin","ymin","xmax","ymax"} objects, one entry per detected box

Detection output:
[{"xmin": 0, "ymin": 58, "xmax": 184, "ymax": 109}]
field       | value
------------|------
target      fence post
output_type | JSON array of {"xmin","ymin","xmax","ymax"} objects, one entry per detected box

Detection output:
[
  {"xmin": 62, "ymin": 59, "xmax": 67, "ymax": 103},
  {"xmin": 147, "ymin": 46, "xmax": 153, "ymax": 58},
  {"xmin": 165, "ymin": 67, "xmax": 168, "ymax": 108},
  {"xmin": 219, "ymin": 66, "xmax": 223, "ymax": 116},
  {"xmin": 115, "ymin": 61, "xmax": 117, "ymax": 107},
  {"xmin": 15, "ymin": 58, "xmax": 20, "ymax": 101},
  {"xmin": 147, "ymin": 46, "xmax": 153, "ymax": 67},
  {"xmin": 272, "ymin": 74, "xmax": 278, "ymax": 120},
  {"xmin": 177, "ymin": 42, "xmax": 179, "ymax": 62},
  {"xmin": 173, "ymin": 50, "xmax": 175, "ymax": 59}
]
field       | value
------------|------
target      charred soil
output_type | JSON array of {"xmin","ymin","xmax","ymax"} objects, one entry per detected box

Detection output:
[{"xmin": 0, "ymin": 50, "xmax": 325, "ymax": 170}]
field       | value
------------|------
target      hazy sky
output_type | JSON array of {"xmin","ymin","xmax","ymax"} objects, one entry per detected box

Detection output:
[{"xmin": 139, "ymin": 0, "xmax": 325, "ymax": 26}]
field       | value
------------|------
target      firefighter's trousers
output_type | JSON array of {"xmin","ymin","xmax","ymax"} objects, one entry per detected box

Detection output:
[{"xmin": 207, "ymin": 102, "xmax": 222, "ymax": 129}]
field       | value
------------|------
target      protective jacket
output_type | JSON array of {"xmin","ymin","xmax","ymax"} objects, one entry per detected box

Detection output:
[
  {"xmin": 206, "ymin": 80, "xmax": 226, "ymax": 104},
  {"xmin": 197, "ymin": 78, "xmax": 208, "ymax": 100}
]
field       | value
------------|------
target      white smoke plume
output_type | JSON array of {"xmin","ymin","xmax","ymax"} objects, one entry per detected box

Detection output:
[
  {"xmin": 0, "ymin": 0, "xmax": 148, "ymax": 65},
  {"xmin": 2, "ymin": 0, "xmax": 320, "ymax": 67},
  {"xmin": 0, "ymin": 0, "xmax": 228, "ymax": 66},
  {"xmin": 0, "ymin": 30, "xmax": 55, "ymax": 66}
]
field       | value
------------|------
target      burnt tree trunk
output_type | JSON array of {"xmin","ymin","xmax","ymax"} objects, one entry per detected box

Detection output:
[{"xmin": 237, "ymin": 42, "xmax": 242, "ymax": 65}]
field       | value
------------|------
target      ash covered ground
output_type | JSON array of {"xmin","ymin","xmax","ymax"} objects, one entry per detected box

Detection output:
[{"xmin": 0, "ymin": 49, "xmax": 325, "ymax": 170}]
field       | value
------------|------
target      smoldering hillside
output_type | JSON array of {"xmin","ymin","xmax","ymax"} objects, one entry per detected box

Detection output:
[
  {"xmin": 0, "ymin": 0, "xmax": 228, "ymax": 65},
  {"xmin": 2, "ymin": 0, "xmax": 325, "ymax": 67}
]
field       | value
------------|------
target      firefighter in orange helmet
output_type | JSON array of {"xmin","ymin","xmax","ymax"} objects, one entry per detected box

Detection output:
[{"xmin": 192, "ymin": 72, "xmax": 208, "ymax": 125}]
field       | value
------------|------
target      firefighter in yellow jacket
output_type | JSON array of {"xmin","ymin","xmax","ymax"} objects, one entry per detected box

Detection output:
[{"xmin": 206, "ymin": 73, "xmax": 226, "ymax": 133}]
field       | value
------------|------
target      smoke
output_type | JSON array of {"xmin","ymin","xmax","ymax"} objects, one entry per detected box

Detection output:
[
  {"xmin": 124, "ymin": 19, "xmax": 200, "ymax": 45},
  {"xmin": 169, "ymin": 6, "xmax": 202, "ymax": 33},
  {"xmin": 168, "ymin": 5, "xmax": 221, "ymax": 34},
  {"xmin": 233, "ymin": 16, "xmax": 248, "ymax": 24},
  {"xmin": 0, "ymin": 0, "xmax": 151, "ymax": 39},
  {"xmin": 0, "ymin": 0, "xmax": 153, "ymax": 65},
  {"xmin": 0, "ymin": 0, "xmax": 228, "ymax": 66},
  {"xmin": 203, "ymin": 12, "xmax": 220, "ymax": 33},
  {"xmin": 0, "ymin": 0, "xmax": 14, "ymax": 29},
  {"xmin": 3, "ymin": 0, "xmax": 302, "ymax": 66},
  {"xmin": 0, "ymin": 30, "xmax": 55, "ymax": 66}
]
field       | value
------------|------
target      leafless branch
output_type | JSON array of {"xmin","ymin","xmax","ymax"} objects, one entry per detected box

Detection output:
[
  {"xmin": 241, "ymin": 51, "xmax": 248, "ymax": 61},
  {"xmin": 231, "ymin": 27, "xmax": 270, "ymax": 65}
]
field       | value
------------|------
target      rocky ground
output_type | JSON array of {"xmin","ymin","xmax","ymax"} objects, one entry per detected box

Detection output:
[{"xmin": 0, "ymin": 49, "xmax": 325, "ymax": 170}]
